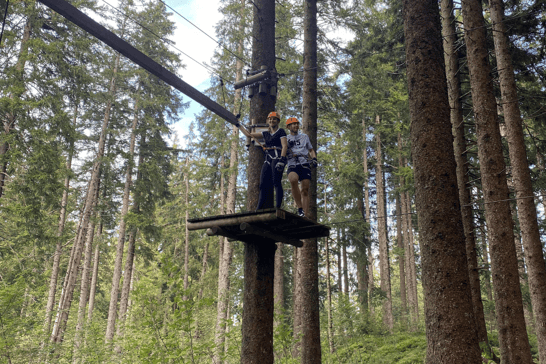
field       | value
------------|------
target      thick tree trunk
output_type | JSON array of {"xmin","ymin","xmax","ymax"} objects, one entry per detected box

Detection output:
[
  {"xmin": 440, "ymin": 0, "xmax": 490, "ymax": 348},
  {"xmin": 300, "ymin": 1, "xmax": 321, "ymax": 361},
  {"xmin": 402, "ymin": 0, "xmax": 482, "ymax": 362},
  {"xmin": 375, "ymin": 116, "xmax": 393, "ymax": 330},
  {"xmin": 105, "ymin": 95, "xmax": 139, "ymax": 342},
  {"xmin": 461, "ymin": 0, "xmax": 534, "ymax": 362},
  {"xmin": 241, "ymin": 0, "xmax": 277, "ymax": 360},
  {"xmin": 489, "ymin": 1, "xmax": 546, "ymax": 361}
]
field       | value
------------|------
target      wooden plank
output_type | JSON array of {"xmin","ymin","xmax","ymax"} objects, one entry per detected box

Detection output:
[
  {"xmin": 187, "ymin": 212, "xmax": 278, "ymax": 230},
  {"xmin": 37, "ymin": 0, "xmax": 240, "ymax": 126},
  {"xmin": 239, "ymin": 223, "xmax": 303, "ymax": 247}
]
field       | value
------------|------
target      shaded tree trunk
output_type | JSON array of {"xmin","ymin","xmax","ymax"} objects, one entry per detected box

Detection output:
[
  {"xmin": 300, "ymin": 1, "xmax": 321, "ymax": 361},
  {"xmin": 241, "ymin": 0, "xmax": 277, "ymax": 360},
  {"xmin": 396, "ymin": 194, "xmax": 407, "ymax": 321},
  {"xmin": 489, "ymin": 1, "xmax": 546, "ymax": 361},
  {"xmin": 461, "ymin": 0, "xmax": 534, "ymax": 361},
  {"xmin": 87, "ymin": 224, "xmax": 102, "ymax": 322},
  {"xmin": 440, "ymin": 0, "xmax": 490, "ymax": 348},
  {"xmin": 402, "ymin": 0, "xmax": 482, "ymax": 361},
  {"xmin": 405, "ymin": 187, "xmax": 419, "ymax": 322},
  {"xmin": 375, "ymin": 116, "xmax": 393, "ymax": 330}
]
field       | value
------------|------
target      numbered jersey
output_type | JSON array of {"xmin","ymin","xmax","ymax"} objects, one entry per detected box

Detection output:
[{"xmin": 287, "ymin": 133, "xmax": 313, "ymax": 167}]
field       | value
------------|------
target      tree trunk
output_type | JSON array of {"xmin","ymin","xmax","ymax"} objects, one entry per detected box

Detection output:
[
  {"xmin": 461, "ymin": 0, "xmax": 534, "ymax": 361},
  {"xmin": 396, "ymin": 194, "xmax": 407, "ymax": 322},
  {"xmin": 73, "ymin": 215, "xmax": 98, "ymax": 361},
  {"xmin": 440, "ymin": 0, "xmax": 490, "ymax": 349},
  {"xmin": 183, "ymin": 157, "xmax": 190, "ymax": 301},
  {"xmin": 116, "ymin": 228, "xmax": 137, "ymax": 337},
  {"xmin": 489, "ymin": 1, "xmax": 546, "ymax": 361},
  {"xmin": 87, "ymin": 224, "xmax": 102, "ymax": 322},
  {"xmin": 105, "ymin": 93, "xmax": 138, "ymax": 343},
  {"xmin": 402, "ymin": 0, "xmax": 483, "ymax": 361},
  {"xmin": 325, "ymin": 238, "xmax": 334, "ymax": 353},
  {"xmin": 299, "ymin": 1, "xmax": 321, "ymax": 361},
  {"xmin": 342, "ymin": 240, "xmax": 349, "ymax": 296},
  {"xmin": 375, "ymin": 116, "xmax": 393, "ymax": 330},
  {"xmin": 198, "ymin": 242, "xmax": 209, "ymax": 300},
  {"xmin": 241, "ymin": 0, "xmax": 277, "ymax": 360},
  {"xmin": 405, "ymin": 188, "xmax": 419, "ymax": 322},
  {"xmin": 0, "ymin": 13, "xmax": 33, "ymax": 198},
  {"xmin": 43, "ymin": 106, "xmax": 77, "ymax": 339},
  {"xmin": 274, "ymin": 243, "xmax": 284, "ymax": 323}
]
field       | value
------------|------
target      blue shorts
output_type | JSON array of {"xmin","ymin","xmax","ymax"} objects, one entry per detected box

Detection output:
[{"xmin": 287, "ymin": 164, "xmax": 311, "ymax": 181}]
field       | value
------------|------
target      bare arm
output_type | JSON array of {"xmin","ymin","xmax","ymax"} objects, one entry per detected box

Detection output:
[
  {"xmin": 238, "ymin": 124, "xmax": 263, "ymax": 139},
  {"xmin": 281, "ymin": 137, "xmax": 288, "ymax": 157},
  {"xmin": 309, "ymin": 148, "xmax": 317, "ymax": 159}
]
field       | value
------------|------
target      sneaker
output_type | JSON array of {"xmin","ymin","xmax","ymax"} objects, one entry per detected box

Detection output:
[{"xmin": 298, "ymin": 208, "xmax": 305, "ymax": 217}]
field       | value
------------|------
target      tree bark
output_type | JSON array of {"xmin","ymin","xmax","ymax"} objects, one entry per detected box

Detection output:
[
  {"xmin": 440, "ymin": 0, "xmax": 490, "ymax": 347},
  {"xmin": 461, "ymin": 0, "xmax": 534, "ymax": 361},
  {"xmin": 402, "ymin": 0, "xmax": 483, "ymax": 362},
  {"xmin": 489, "ymin": 1, "xmax": 546, "ymax": 361},
  {"xmin": 375, "ymin": 116, "xmax": 393, "ymax": 330},
  {"xmin": 299, "ymin": 1, "xmax": 321, "ymax": 362},
  {"xmin": 241, "ymin": 0, "xmax": 277, "ymax": 360}
]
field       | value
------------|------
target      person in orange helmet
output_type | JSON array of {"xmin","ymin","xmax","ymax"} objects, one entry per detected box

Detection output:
[
  {"xmin": 285, "ymin": 117, "xmax": 317, "ymax": 217},
  {"xmin": 239, "ymin": 111, "xmax": 288, "ymax": 209}
]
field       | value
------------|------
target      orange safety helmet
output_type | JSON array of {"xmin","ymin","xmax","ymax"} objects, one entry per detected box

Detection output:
[
  {"xmin": 286, "ymin": 117, "xmax": 299, "ymax": 126},
  {"xmin": 267, "ymin": 111, "xmax": 280, "ymax": 120}
]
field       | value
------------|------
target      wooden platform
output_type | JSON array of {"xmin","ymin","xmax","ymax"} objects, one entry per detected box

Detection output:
[{"xmin": 187, "ymin": 208, "xmax": 330, "ymax": 247}]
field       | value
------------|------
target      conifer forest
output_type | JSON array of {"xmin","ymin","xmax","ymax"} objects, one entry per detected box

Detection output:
[{"xmin": 2, "ymin": 0, "xmax": 546, "ymax": 362}]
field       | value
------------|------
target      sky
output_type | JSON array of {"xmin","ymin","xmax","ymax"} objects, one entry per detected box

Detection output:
[{"xmin": 162, "ymin": 0, "xmax": 224, "ymax": 145}]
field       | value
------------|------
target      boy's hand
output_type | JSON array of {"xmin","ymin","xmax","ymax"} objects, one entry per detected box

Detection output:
[{"xmin": 310, "ymin": 157, "xmax": 318, "ymax": 167}]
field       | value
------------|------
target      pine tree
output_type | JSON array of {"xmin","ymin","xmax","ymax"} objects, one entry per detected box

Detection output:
[{"xmin": 403, "ymin": 0, "xmax": 482, "ymax": 361}]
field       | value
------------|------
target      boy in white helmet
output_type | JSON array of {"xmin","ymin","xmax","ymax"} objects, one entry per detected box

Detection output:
[{"xmin": 285, "ymin": 117, "xmax": 317, "ymax": 217}]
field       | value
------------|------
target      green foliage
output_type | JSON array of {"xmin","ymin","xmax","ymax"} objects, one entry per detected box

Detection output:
[{"xmin": 323, "ymin": 332, "xmax": 426, "ymax": 364}]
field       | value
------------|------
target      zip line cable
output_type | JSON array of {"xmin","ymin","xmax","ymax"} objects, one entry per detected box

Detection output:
[
  {"xmin": 157, "ymin": 0, "xmax": 251, "ymax": 69},
  {"xmin": 0, "ymin": 0, "xmax": 10, "ymax": 47},
  {"xmin": 98, "ymin": 0, "xmax": 236, "ymax": 85}
]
